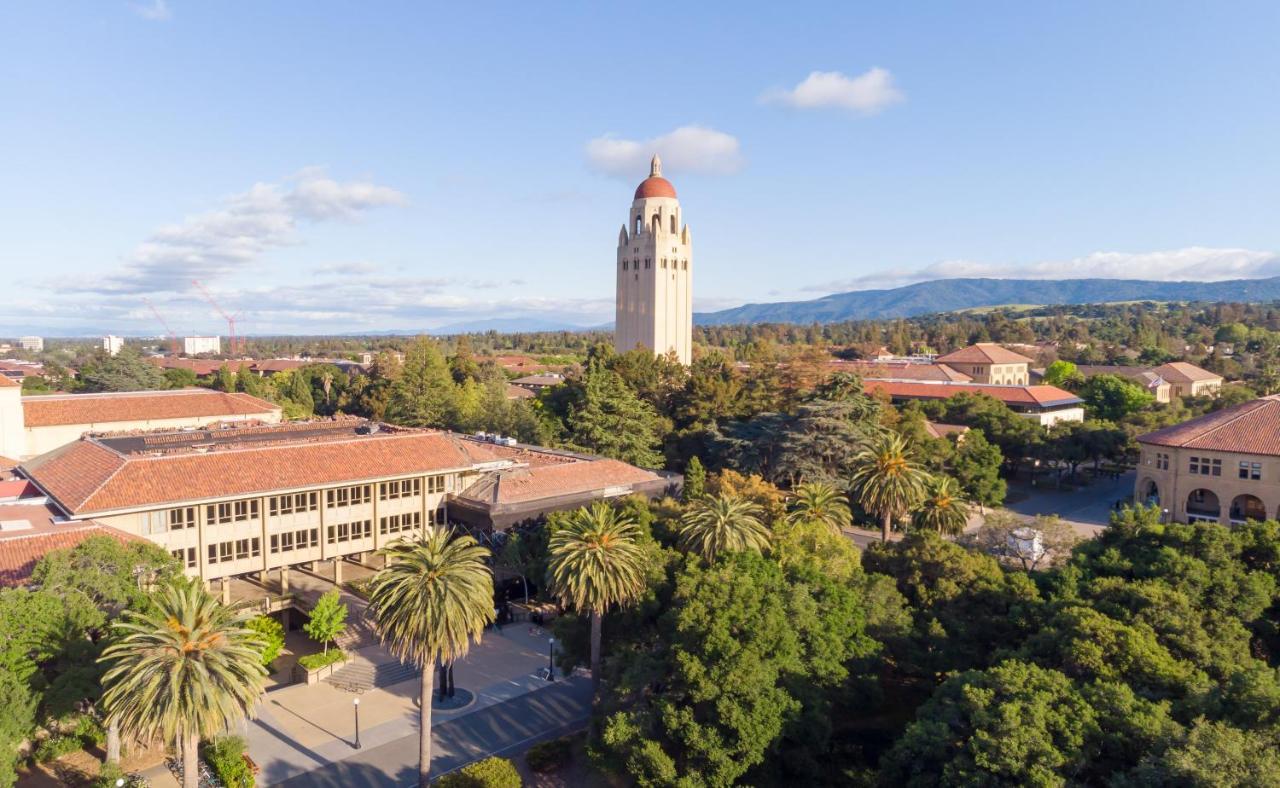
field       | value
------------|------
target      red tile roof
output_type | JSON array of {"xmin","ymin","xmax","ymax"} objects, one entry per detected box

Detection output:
[
  {"xmin": 832, "ymin": 360, "xmax": 973, "ymax": 382},
  {"xmin": 21, "ymin": 389, "xmax": 279, "ymax": 428},
  {"xmin": 634, "ymin": 176, "xmax": 677, "ymax": 200},
  {"xmin": 1150, "ymin": 361, "xmax": 1223, "ymax": 384},
  {"xmin": 936, "ymin": 343, "xmax": 1035, "ymax": 365},
  {"xmin": 0, "ymin": 375, "xmax": 17, "ymax": 388},
  {"xmin": 1138, "ymin": 395, "xmax": 1280, "ymax": 455},
  {"xmin": 458, "ymin": 458, "xmax": 661, "ymax": 505},
  {"xmin": 21, "ymin": 428, "xmax": 510, "ymax": 515},
  {"xmin": 864, "ymin": 380, "xmax": 1082, "ymax": 408},
  {"xmin": 147, "ymin": 357, "xmax": 228, "ymax": 376},
  {"xmin": 505, "ymin": 384, "xmax": 536, "ymax": 400},
  {"xmin": 0, "ymin": 513, "xmax": 143, "ymax": 587}
]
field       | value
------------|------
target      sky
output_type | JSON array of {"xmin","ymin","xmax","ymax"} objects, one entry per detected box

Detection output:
[{"xmin": 2, "ymin": 1, "xmax": 1279, "ymax": 336}]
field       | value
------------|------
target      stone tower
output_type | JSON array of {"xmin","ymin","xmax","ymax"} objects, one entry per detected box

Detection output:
[{"xmin": 615, "ymin": 155, "xmax": 693, "ymax": 364}]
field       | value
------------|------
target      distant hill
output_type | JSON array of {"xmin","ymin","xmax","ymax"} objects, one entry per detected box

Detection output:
[
  {"xmin": 427, "ymin": 317, "xmax": 590, "ymax": 335},
  {"xmin": 694, "ymin": 276, "xmax": 1280, "ymax": 325}
]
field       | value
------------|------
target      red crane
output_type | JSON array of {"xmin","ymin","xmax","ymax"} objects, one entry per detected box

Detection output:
[
  {"xmin": 191, "ymin": 280, "xmax": 243, "ymax": 357},
  {"xmin": 143, "ymin": 297, "xmax": 180, "ymax": 356}
]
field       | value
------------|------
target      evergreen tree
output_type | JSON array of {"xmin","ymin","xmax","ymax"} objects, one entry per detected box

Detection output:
[
  {"xmin": 214, "ymin": 363, "xmax": 235, "ymax": 392},
  {"xmin": 682, "ymin": 456, "xmax": 706, "ymax": 501},
  {"xmin": 387, "ymin": 337, "xmax": 456, "ymax": 427},
  {"xmin": 566, "ymin": 362, "xmax": 664, "ymax": 467}
]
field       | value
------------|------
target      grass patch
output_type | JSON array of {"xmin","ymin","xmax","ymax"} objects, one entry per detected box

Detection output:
[{"xmin": 298, "ymin": 649, "xmax": 346, "ymax": 671}]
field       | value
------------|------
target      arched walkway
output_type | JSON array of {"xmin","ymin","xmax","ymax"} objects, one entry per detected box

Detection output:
[
  {"xmin": 1230, "ymin": 494, "xmax": 1266, "ymax": 523},
  {"xmin": 1186, "ymin": 489, "xmax": 1220, "ymax": 523},
  {"xmin": 1138, "ymin": 477, "xmax": 1159, "ymax": 506}
]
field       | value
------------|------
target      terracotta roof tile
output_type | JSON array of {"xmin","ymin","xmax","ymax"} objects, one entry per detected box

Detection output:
[
  {"xmin": 832, "ymin": 360, "xmax": 973, "ymax": 382},
  {"xmin": 634, "ymin": 176, "xmax": 677, "ymax": 200},
  {"xmin": 1138, "ymin": 395, "xmax": 1280, "ymax": 455},
  {"xmin": 459, "ymin": 459, "xmax": 661, "ymax": 505},
  {"xmin": 0, "ymin": 375, "xmax": 17, "ymax": 388},
  {"xmin": 864, "ymin": 380, "xmax": 1082, "ymax": 408},
  {"xmin": 1150, "ymin": 361, "xmax": 1223, "ymax": 384},
  {"xmin": 936, "ymin": 343, "xmax": 1035, "ymax": 365},
  {"xmin": 0, "ymin": 516, "xmax": 143, "ymax": 587},
  {"xmin": 21, "ymin": 389, "xmax": 280, "ymax": 428}
]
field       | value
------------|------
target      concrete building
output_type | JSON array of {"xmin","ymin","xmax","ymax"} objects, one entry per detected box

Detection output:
[
  {"xmin": 615, "ymin": 155, "xmax": 693, "ymax": 365},
  {"xmin": 15, "ymin": 419, "xmax": 675, "ymax": 590},
  {"xmin": 183, "ymin": 336, "xmax": 222, "ymax": 356},
  {"xmin": 102, "ymin": 335, "xmax": 124, "ymax": 356},
  {"xmin": 1136, "ymin": 395, "xmax": 1280, "ymax": 524},
  {"xmin": 864, "ymin": 379, "xmax": 1085, "ymax": 426},
  {"xmin": 18, "ymin": 337, "xmax": 43, "ymax": 352},
  {"xmin": 0, "ymin": 380, "xmax": 281, "ymax": 460},
  {"xmin": 935, "ymin": 343, "xmax": 1033, "ymax": 385}
]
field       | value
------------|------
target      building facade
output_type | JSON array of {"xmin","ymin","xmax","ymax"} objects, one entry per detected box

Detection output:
[
  {"xmin": 863, "ymin": 380, "xmax": 1085, "ymax": 426},
  {"xmin": 1136, "ymin": 395, "xmax": 1280, "ymax": 524},
  {"xmin": 102, "ymin": 335, "xmax": 124, "ymax": 356},
  {"xmin": 615, "ymin": 155, "xmax": 693, "ymax": 365},
  {"xmin": 18, "ymin": 337, "xmax": 43, "ymax": 352},
  {"xmin": 183, "ymin": 336, "xmax": 222, "ymax": 356},
  {"xmin": 1150, "ymin": 361, "xmax": 1223, "ymax": 398},
  {"xmin": 935, "ymin": 343, "xmax": 1033, "ymax": 385}
]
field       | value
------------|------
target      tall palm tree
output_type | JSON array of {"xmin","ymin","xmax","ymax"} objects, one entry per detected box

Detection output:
[
  {"xmin": 786, "ymin": 481, "xmax": 853, "ymax": 534},
  {"xmin": 548, "ymin": 502, "xmax": 646, "ymax": 697},
  {"xmin": 911, "ymin": 474, "xmax": 972, "ymax": 536},
  {"xmin": 850, "ymin": 431, "xmax": 930, "ymax": 542},
  {"xmin": 678, "ymin": 492, "xmax": 771, "ymax": 561},
  {"xmin": 98, "ymin": 577, "xmax": 267, "ymax": 788},
  {"xmin": 368, "ymin": 526, "xmax": 494, "ymax": 788}
]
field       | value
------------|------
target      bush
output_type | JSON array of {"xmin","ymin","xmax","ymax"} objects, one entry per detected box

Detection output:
[
  {"xmin": 246, "ymin": 615, "xmax": 286, "ymax": 668},
  {"xmin": 94, "ymin": 762, "xmax": 147, "ymax": 788},
  {"xmin": 73, "ymin": 714, "xmax": 106, "ymax": 746},
  {"xmin": 435, "ymin": 756, "xmax": 521, "ymax": 788},
  {"xmin": 298, "ymin": 649, "xmax": 346, "ymax": 671},
  {"xmin": 34, "ymin": 734, "xmax": 82, "ymax": 763},
  {"xmin": 204, "ymin": 735, "xmax": 254, "ymax": 788},
  {"xmin": 525, "ymin": 735, "xmax": 574, "ymax": 773}
]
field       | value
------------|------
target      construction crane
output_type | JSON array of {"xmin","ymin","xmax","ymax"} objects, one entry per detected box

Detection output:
[
  {"xmin": 191, "ymin": 280, "xmax": 243, "ymax": 357},
  {"xmin": 143, "ymin": 297, "xmax": 180, "ymax": 356}
]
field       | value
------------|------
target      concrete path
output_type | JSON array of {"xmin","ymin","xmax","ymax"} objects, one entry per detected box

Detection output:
[
  {"xmin": 1003, "ymin": 469, "xmax": 1135, "ymax": 536},
  {"xmin": 271, "ymin": 676, "xmax": 592, "ymax": 787}
]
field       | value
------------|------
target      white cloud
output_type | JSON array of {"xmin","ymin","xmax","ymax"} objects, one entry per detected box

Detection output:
[
  {"xmin": 805, "ymin": 247, "xmax": 1280, "ymax": 293},
  {"xmin": 130, "ymin": 0, "xmax": 171, "ymax": 21},
  {"xmin": 80, "ymin": 168, "xmax": 404, "ymax": 294},
  {"xmin": 585, "ymin": 126, "xmax": 743, "ymax": 177},
  {"xmin": 762, "ymin": 68, "xmax": 904, "ymax": 114}
]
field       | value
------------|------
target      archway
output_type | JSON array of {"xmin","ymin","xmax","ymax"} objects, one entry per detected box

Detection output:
[
  {"xmin": 1230, "ymin": 494, "xmax": 1266, "ymax": 523},
  {"xmin": 1138, "ymin": 478, "xmax": 1159, "ymax": 506},
  {"xmin": 1186, "ymin": 489, "xmax": 1220, "ymax": 523}
]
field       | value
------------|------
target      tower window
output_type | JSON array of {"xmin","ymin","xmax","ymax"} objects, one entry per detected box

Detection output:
[
  {"xmin": 670, "ymin": 215, "xmax": 677, "ymax": 233},
  {"xmin": 682, "ymin": 260, "xmax": 688, "ymax": 270}
]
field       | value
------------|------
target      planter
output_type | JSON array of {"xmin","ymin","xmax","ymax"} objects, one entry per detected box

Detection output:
[{"xmin": 293, "ymin": 652, "xmax": 349, "ymax": 685}]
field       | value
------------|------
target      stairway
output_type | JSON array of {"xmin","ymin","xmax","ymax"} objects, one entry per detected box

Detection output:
[
  {"xmin": 326, "ymin": 655, "xmax": 418, "ymax": 693},
  {"xmin": 333, "ymin": 607, "xmax": 379, "ymax": 652}
]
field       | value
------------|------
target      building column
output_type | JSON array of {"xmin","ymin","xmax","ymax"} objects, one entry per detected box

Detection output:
[
  {"xmin": 333, "ymin": 558, "xmax": 343, "ymax": 585},
  {"xmin": 280, "ymin": 565, "xmax": 290, "ymax": 593},
  {"xmin": 259, "ymin": 570, "xmax": 269, "ymax": 584},
  {"xmin": 280, "ymin": 608, "xmax": 291, "ymax": 632},
  {"xmin": 220, "ymin": 577, "xmax": 231, "ymax": 605}
]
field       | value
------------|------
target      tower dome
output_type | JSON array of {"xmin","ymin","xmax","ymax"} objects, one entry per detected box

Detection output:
[{"xmin": 633, "ymin": 154, "xmax": 677, "ymax": 199}]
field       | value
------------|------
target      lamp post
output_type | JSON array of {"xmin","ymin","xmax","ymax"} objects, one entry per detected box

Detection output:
[
  {"xmin": 547, "ymin": 636, "xmax": 556, "ymax": 681},
  {"xmin": 353, "ymin": 696, "xmax": 361, "ymax": 749}
]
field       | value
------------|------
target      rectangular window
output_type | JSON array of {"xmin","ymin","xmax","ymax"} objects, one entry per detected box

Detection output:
[
  {"xmin": 1240, "ymin": 461, "xmax": 1262, "ymax": 481},
  {"xmin": 1190, "ymin": 456, "xmax": 1223, "ymax": 476},
  {"xmin": 205, "ymin": 500, "xmax": 260, "ymax": 525},
  {"xmin": 1155, "ymin": 453, "xmax": 1169, "ymax": 471},
  {"xmin": 427, "ymin": 475, "xmax": 445, "ymax": 494},
  {"xmin": 270, "ymin": 492, "xmax": 318, "ymax": 516},
  {"xmin": 171, "ymin": 548, "xmax": 196, "ymax": 569}
]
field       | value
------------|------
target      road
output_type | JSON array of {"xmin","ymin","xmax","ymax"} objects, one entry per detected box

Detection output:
[{"xmin": 271, "ymin": 677, "xmax": 592, "ymax": 787}]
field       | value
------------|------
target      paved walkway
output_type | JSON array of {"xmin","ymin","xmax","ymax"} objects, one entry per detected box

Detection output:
[
  {"xmin": 246, "ymin": 623, "xmax": 569, "ymax": 786},
  {"xmin": 1004, "ymin": 469, "xmax": 1135, "ymax": 536}
]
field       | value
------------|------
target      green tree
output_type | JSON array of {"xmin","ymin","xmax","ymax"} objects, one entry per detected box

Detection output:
[
  {"xmin": 162, "ymin": 367, "xmax": 197, "ymax": 389},
  {"xmin": 436, "ymin": 756, "xmax": 521, "ymax": 788},
  {"xmin": 850, "ymin": 431, "xmax": 929, "ymax": 542},
  {"xmin": 0, "ymin": 669, "xmax": 37, "ymax": 788},
  {"xmin": 368, "ymin": 527, "xmax": 494, "ymax": 788},
  {"xmin": 387, "ymin": 337, "xmax": 456, "ymax": 427},
  {"xmin": 682, "ymin": 455, "xmax": 706, "ymax": 502},
  {"xmin": 246, "ymin": 615, "xmax": 286, "ymax": 668},
  {"xmin": 548, "ymin": 502, "xmax": 646, "ymax": 698},
  {"xmin": 564, "ymin": 362, "xmax": 664, "ymax": 467},
  {"xmin": 304, "ymin": 589, "xmax": 348, "ymax": 655},
  {"xmin": 1078, "ymin": 374, "xmax": 1155, "ymax": 420},
  {"xmin": 786, "ymin": 481, "xmax": 852, "ymax": 534},
  {"xmin": 98, "ymin": 577, "xmax": 267, "ymax": 788},
  {"xmin": 235, "ymin": 363, "xmax": 265, "ymax": 397},
  {"xmin": 214, "ymin": 363, "xmax": 235, "ymax": 392},
  {"xmin": 1214, "ymin": 322, "xmax": 1250, "ymax": 346},
  {"xmin": 1130, "ymin": 718, "xmax": 1280, "ymax": 786},
  {"xmin": 950, "ymin": 431, "xmax": 1006, "ymax": 509},
  {"xmin": 911, "ymin": 474, "xmax": 970, "ymax": 536},
  {"xmin": 1042, "ymin": 359, "xmax": 1083, "ymax": 388},
  {"xmin": 78, "ymin": 349, "xmax": 166, "ymax": 392},
  {"xmin": 678, "ymin": 493, "xmax": 770, "ymax": 562}
]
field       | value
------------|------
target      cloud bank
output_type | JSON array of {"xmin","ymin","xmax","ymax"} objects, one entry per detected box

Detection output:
[
  {"xmin": 585, "ymin": 125, "xmax": 743, "ymax": 177},
  {"xmin": 762, "ymin": 68, "xmax": 904, "ymax": 114}
]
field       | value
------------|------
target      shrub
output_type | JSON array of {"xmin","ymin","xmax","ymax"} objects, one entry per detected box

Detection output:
[
  {"xmin": 204, "ymin": 735, "xmax": 254, "ymax": 788},
  {"xmin": 436, "ymin": 756, "xmax": 521, "ymax": 788},
  {"xmin": 73, "ymin": 714, "xmax": 106, "ymax": 746},
  {"xmin": 246, "ymin": 615, "xmax": 286, "ymax": 668},
  {"xmin": 298, "ymin": 649, "xmax": 346, "ymax": 671},
  {"xmin": 94, "ymin": 762, "xmax": 147, "ymax": 788},
  {"xmin": 34, "ymin": 734, "xmax": 82, "ymax": 763},
  {"xmin": 526, "ymin": 735, "xmax": 574, "ymax": 773}
]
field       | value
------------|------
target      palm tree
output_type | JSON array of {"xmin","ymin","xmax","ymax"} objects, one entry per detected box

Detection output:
[
  {"xmin": 912, "ymin": 474, "xmax": 972, "ymax": 536},
  {"xmin": 786, "ymin": 481, "xmax": 853, "ymax": 534},
  {"xmin": 850, "ymin": 431, "xmax": 930, "ymax": 542},
  {"xmin": 678, "ymin": 492, "xmax": 771, "ymax": 561},
  {"xmin": 98, "ymin": 577, "xmax": 267, "ymax": 788},
  {"xmin": 548, "ymin": 502, "xmax": 646, "ymax": 697},
  {"xmin": 368, "ymin": 526, "xmax": 494, "ymax": 788}
]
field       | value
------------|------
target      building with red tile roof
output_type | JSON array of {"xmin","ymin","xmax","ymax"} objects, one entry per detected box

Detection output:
[
  {"xmin": 1136, "ymin": 395, "xmax": 1280, "ymax": 524},
  {"xmin": 935, "ymin": 343, "xmax": 1034, "ymax": 385},
  {"xmin": 1150, "ymin": 361, "xmax": 1224, "ymax": 398},
  {"xmin": 864, "ymin": 380, "xmax": 1084, "ymax": 426},
  {"xmin": 0, "ymin": 505, "xmax": 143, "ymax": 588}
]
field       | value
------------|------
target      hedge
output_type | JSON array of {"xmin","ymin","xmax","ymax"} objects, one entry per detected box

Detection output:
[
  {"xmin": 435, "ymin": 756, "xmax": 521, "ymax": 788},
  {"xmin": 298, "ymin": 649, "xmax": 346, "ymax": 671},
  {"xmin": 525, "ymin": 735, "xmax": 574, "ymax": 773}
]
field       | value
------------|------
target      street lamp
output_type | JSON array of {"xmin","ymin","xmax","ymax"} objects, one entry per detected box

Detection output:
[
  {"xmin": 547, "ymin": 636, "xmax": 556, "ymax": 681},
  {"xmin": 353, "ymin": 696, "xmax": 362, "ymax": 749},
  {"xmin": 116, "ymin": 780, "xmax": 125, "ymax": 788}
]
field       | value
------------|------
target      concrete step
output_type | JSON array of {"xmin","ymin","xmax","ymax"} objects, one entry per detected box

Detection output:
[{"xmin": 325, "ymin": 655, "xmax": 419, "ymax": 692}]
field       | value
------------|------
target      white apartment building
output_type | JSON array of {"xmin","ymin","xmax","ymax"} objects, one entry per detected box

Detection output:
[
  {"xmin": 18, "ymin": 337, "xmax": 43, "ymax": 352},
  {"xmin": 183, "ymin": 336, "xmax": 222, "ymax": 356},
  {"xmin": 102, "ymin": 335, "xmax": 124, "ymax": 356}
]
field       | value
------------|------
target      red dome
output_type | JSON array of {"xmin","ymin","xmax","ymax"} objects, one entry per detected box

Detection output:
[{"xmin": 634, "ymin": 176, "xmax": 677, "ymax": 200}]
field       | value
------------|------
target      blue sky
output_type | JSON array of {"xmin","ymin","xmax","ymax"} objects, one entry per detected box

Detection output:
[{"xmin": 2, "ymin": 1, "xmax": 1278, "ymax": 335}]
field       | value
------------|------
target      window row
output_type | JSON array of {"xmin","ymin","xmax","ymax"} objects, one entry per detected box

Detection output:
[
  {"xmin": 428, "ymin": 475, "xmax": 446, "ymax": 494},
  {"xmin": 145, "ymin": 506, "xmax": 196, "ymax": 534},
  {"xmin": 326, "ymin": 484, "xmax": 373, "ymax": 508},
  {"xmin": 379, "ymin": 478, "xmax": 421, "ymax": 500},
  {"xmin": 1240, "ymin": 461, "xmax": 1262, "ymax": 481},
  {"xmin": 328, "ymin": 519, "xmax": 373, "ymax": 545},
  {"xmin": 270, "ymin": 528, "xmax": 320, "ymax": 554},
  {"xmin": 1154, "ymin": 452, "xmax": 1169, "ymax": 470},
  {"xmin": 171, "ymin": 547, "xmax": 197, "ymax": 569},
  {"xmin": 207, "ymin": 537, "xmax": 261, "ymax": 565},
  {"xmin": 621, "ymin": 258, "xmax": 689, "ymax": 272},
  {"xmin": 207, "ymin": 499, "xmax": 260, "ymax": 525},
  {"xmin": 380, "ymin": 511, "xmax": 421, "ymax": 535},
  {"xmin": 270, "ymin": 492, "xmax": 319, "ymax": 516},
  {"xmin": 1189, "ymin": 456, "xmax": 1222, "ymax": 476}
]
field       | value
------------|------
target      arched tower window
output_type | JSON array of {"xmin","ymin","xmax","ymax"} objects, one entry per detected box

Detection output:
[
  {"xmin": 634, "ymin": 215, "xmax": 642, "ymax": 235},
  {"xmin": 670, "ymin": 214, "xmax": 677, "ymax": 233},
  {"xmin": 651, "ymin": 214, "xmax": 661, "ymax": 234}
]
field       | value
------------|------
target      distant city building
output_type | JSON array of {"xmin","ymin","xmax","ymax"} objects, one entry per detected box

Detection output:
[
  {"xmin": 182, "ymin": 336, "xmax": 222, "ymax": 356},
  {"xmin": 18, "ymin": 337, "xmax": 43, "ymax": 352},
  {"xmin": 615, "ymin": 155, "xmax": 693, "ymax": 365},
  {"xmin": 101, "ymin": 335, "xmax": 124, "ymax": 356},
  {"xmin": 1136, "ymin": 394, "xmax": 1280, "ymax": 524}
]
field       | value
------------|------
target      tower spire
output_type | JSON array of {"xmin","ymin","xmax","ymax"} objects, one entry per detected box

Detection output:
[{"xmin": 650, "ymin": 154, "xmax": 662, "ymax": 177}]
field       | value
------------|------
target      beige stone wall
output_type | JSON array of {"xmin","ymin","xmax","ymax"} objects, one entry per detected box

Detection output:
[
  {"xmin": 1136, "ymin": 444, "xmax": 1280, "ymax": 523},
  {"xmin": 0, "ymin": 386, "xmax": 24, "ymax": 461},
  {"xmin": 616, "ymin": 195, "xmax": 692, "ymax": 365}
]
